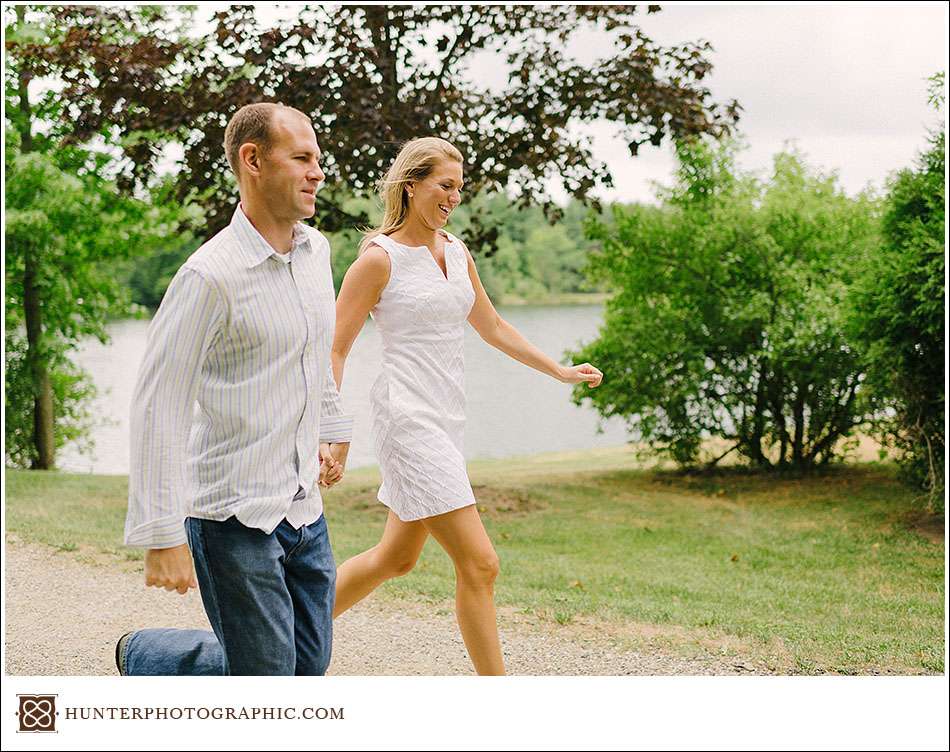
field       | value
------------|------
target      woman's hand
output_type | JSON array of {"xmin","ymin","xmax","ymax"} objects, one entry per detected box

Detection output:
[
  {"xmin": 318, "ymin": 443, "xmax": 343, "ymax": 487},
  {"xmin": 558, "ymin": 363, "xmax": 603, "ymax": 388}
]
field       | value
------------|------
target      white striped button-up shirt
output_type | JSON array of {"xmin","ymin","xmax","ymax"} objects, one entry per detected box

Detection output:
[{"xmin": 125, "ymin": 205, "xmax": 353, "ymax": 548}]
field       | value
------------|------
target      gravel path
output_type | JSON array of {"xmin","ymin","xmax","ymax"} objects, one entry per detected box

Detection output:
[{"xmin": 5, "ymin": 538, "xmax": 758, "ymax": 676}]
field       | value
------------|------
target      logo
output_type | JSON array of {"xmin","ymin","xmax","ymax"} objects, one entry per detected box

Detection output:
[{"xmin": 16, "ymin": 695, "xmax": 57, "ymax": 733}]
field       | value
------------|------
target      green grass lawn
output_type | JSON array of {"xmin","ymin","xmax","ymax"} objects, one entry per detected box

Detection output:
[{"xmin": 5, "ymin": 448, "xmax": 944, "ymax": 674}]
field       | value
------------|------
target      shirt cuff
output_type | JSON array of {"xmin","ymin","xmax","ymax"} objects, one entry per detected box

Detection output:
[
  {"xmin": 320, "ymin": 414, "xmax": 354, "ymax": 444},
  {"xmin": 124, "ymin": 515, "xmax": 188, "ymax": 549}
]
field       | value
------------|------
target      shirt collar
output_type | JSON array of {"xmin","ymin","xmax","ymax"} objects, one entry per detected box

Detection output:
[{"xmin": 230, "ymin": 204, "xmax": 313, "ymax": 268}]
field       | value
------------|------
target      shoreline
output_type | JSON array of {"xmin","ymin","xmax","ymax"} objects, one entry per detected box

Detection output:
[
  {"xmin": 119, "ymin": 292, "xmax": 614, "ymax": 321},
  {"xmin": 495, "ymin": 292, "xmax": 611, "ymax": 306}
]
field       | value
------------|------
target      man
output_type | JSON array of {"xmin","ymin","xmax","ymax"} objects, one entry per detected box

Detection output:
[{"xmin": 118, "ymin": 102, "xmax": 351, "ymax": 675}]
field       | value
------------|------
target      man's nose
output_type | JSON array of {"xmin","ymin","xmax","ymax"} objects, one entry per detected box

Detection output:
[{"xmin": 309, "ymin": 165, "xmax": 325, "ymax": 183}]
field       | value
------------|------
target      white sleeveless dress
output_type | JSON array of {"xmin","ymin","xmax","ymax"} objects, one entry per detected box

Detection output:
[{"xmin": 368, "ymin": 232, "xmax": 477, "ymax": 521}]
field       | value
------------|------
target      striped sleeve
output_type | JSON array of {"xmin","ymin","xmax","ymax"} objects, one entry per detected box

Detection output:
[
  {"xmin": 319, "ymin": 361, "xmax": 353, "ymax": 443},
  {"xmin": 124, "ymin": 267, "xmax": 226, "ymax": 548}
]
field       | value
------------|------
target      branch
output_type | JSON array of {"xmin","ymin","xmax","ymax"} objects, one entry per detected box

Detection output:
[
  {"xmin": 804, "ymin": 377, "xmax": 861, "ymax": 462},
  {"xmin": 705, "ymin": 442, "xmax": 740, "ymax": 469},
  {"xmin": 428, "ymin": 9, "xmax": 477, "ymax": 107}
]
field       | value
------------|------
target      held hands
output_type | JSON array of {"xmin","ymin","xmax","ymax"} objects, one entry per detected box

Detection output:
[
  {"xmin": 318, "ymin": 442, "xmax": 350, "ymax": 488},
  {"xmin": 558, "ymin": 362, "xmax": 604, "ymax": 388},
  {"xmin": 145, "ymin": 543, "xmax": 197, "ymax": 595}
]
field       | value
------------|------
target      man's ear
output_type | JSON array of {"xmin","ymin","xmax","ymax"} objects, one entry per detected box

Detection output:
[{"xmin": 239, "ymin": 142, "xmax": 263, "ymax": 177}]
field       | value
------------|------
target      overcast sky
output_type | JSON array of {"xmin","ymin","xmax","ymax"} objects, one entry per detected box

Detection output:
[
  {"xmin": 224, "ymin": 3, "xmax": 948, "ymax": 204},
  {"xmin": 575, "ymin": 3, "xmax": 949, "ymax": 203}
]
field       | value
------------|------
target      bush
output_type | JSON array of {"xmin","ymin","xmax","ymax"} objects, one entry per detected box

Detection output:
[
  {"xmin": 570, "ymin": 140, "xmax": 881, "ymax": 470},
  {"xmin": 847, "ymin": 95, "xmax": 945, "ymax": 510}
]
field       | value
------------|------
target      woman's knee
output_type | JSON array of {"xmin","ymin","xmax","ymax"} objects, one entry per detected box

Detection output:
[
  {"xmin": 456, "ymin": 548, "xmax": 500, "ymax": 586},
  {"xmin": 373, "ymin": 546, "xmax": 420, "ymax": 578}
]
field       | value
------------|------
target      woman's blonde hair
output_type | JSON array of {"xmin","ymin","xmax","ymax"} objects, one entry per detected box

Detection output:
[{"xmin": 360, "ymin": 137, "xmax": 464, "ymax": 253}]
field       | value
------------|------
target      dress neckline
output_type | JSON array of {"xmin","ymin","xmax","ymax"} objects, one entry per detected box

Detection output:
[{"xmin": 383, "ymin": 232, "xmax": 454, "ymax": 281}]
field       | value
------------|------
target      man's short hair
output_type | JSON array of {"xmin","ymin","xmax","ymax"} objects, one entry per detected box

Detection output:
[{"xmin": 223, "ymin": 103, "xmax": 311, "ymax": 177}]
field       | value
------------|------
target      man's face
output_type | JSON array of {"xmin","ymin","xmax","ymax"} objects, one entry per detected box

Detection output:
[{"xmin": 257, "ymin": 111, "xmax": 325, "ymax": 222}]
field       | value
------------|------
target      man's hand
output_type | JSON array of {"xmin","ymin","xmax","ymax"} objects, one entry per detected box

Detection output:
[
  {"xmin": 319, "ymin": 442, "xmax": 350, "ymax": 488},
  {"xmin": 145, "ymin": 544, "xmax": 197, "ymax": 595}
]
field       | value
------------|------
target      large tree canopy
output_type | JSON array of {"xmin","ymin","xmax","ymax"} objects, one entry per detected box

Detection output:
[{"xmin": 19, "ymin": 4, "xmax": 740, "ymax": 243}]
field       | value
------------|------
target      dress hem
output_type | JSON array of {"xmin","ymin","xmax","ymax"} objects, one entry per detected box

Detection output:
[{"xmin": 376, "ymin": 494, "xmax": 477, "ymax": 522}]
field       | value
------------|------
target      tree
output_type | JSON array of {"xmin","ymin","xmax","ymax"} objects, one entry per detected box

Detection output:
[
  {"xmin": 37, "ymin": 4, "xmax": 740, "ymax": 246},
  {"xmin": 4, "ymin": 6, "xmax": 195, "ymax": 468},
  {"xmin": 570, "ymin": 140, "xmax": 881, "ymax": 470},
  {"xmin": 847, "ymin": 73, "xmax": 945, "ymax": 510}
]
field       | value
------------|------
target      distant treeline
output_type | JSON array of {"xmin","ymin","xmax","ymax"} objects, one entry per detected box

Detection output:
[{"xmin": 119, "ymin": 193, "xmax": 609, "ymax": 310}]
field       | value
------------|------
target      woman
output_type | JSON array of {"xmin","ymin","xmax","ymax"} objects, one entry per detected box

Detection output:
[{"xmin": 329, "ymin": 137, "xmax": 603, "ymax": 675}]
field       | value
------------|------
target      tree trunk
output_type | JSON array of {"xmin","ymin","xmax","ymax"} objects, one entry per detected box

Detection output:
[
  {"xmin": 23, "ymin": 259, "xmax": 55, "ymax": 469},
  {"xmin": 364, "ymin": 7, "xmax": 400, "ymax": 115},
  {"xmin": 747, "ymin": 360, "xmax": 770, "ymax": 467},
  {"xmin": 792, "ymin": 386, "xmax": 805, "ymax": 468},
  {"xmin": 770, "ymin": 377, "xmax": 789, "ymax": 468},
  {"xmin": 17, "ymin": 5, "xmax": 55, "ymax": 469}
]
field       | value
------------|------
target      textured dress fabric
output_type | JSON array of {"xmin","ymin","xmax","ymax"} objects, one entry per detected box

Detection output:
[{"xmin": 368, "ymin": 232, "xmax": 477, "ymax": 521}]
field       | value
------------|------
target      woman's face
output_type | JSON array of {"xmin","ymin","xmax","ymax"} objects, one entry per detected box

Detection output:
[{"xmin": 408, "ymin": 159, "xmax": 464, "ymax": 231}]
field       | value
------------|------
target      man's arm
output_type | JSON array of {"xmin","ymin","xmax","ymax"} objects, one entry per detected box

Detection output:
[
  {"xmin": 320, "ymin": 361, "xmax": 353, "ymax": 442},
  {"xmin": 318, "ymin": 362, "xmax": 352, "ymax": 487},
  {"xmin": 124, "ymin": 266, "xmax": 225, "ymax": 590}
]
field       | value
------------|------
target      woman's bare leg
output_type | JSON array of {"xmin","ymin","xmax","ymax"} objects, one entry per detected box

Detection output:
[
  {"xmin": 423, "ymin": 505, "xmax": 505, "ymax": 675},
  {"xmin": 333, "ymin": 511, "xmax": 428, "ymax": 618}
]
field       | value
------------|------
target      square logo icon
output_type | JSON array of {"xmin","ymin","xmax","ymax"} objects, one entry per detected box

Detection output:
[{"xmin": 17, "ymin": 695, "xmax": 57, "ymax": 733}]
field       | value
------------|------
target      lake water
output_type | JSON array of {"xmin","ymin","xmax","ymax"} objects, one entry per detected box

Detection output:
[{"xmin": 56, "ymin": 304, "xmax": 631, "ymax": 474}]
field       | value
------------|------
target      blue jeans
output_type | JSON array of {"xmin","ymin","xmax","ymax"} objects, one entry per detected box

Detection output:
[{"xmin": 122, "ymin": 514, "xmax": 336, "ymax": 676}]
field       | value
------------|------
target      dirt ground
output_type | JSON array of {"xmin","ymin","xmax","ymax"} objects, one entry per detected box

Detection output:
[{"xmin": 5, "ymin": 537, "xmax": 761, "ymax": 676}]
